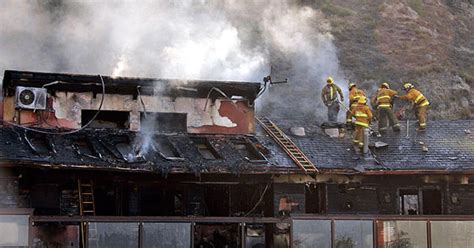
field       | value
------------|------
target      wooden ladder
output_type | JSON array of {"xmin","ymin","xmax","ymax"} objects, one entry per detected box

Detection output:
[
  {"xmin": 257, "ymin": 117, "xmax": 318, "ymax": 173},
  {"xmin": 78, "ymin": 179, "xmax": 98, "ymax": 248}
]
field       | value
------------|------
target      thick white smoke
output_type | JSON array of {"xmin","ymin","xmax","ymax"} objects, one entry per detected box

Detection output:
[{"xmin": 0, "ymin": 0, "xmax": 346, "ymax": 120}]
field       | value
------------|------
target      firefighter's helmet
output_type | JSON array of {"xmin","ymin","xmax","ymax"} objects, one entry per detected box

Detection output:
[
  {"xmin": 326, "ymin": 77, "xmax": 334, "ymax": 84},
  {"xmin": 403, "ymin": 83, "xmax": 414, "ymax": 90},
  {"xmin": 358, "ymin": 96, "xmax": 367, "ymax": 104}
]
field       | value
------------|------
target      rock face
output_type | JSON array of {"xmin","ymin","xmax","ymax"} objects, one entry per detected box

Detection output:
[
  {"xmin": 262, "ymin": 0, "xmax": 473, "ymax": 120},
  {"xmin": 317, "ymin": 0, "xmax": 474, "ymax": 119}
]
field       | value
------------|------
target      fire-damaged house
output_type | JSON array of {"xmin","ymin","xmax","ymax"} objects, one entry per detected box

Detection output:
[{"xmin": 0, "ymin": 70, "xmax": 473, "ymax": 248}]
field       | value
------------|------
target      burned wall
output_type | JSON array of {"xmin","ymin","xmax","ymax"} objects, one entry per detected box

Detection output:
[
  {"xmin": 2, "ymin": 92, "xmax": 255, "ymax": 134},
  {"xmin": 446, "ymin": 184, "xmax": 474, "ymax": 215}
]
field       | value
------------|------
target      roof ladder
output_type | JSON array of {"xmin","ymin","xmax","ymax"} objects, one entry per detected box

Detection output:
[
  {"xmin": 78, "ymin": 179, "xmax": 98, "ymax": 248},
  {"xmin": 257, "ymin": 117, "xmax": 318, "ymax": 173}
]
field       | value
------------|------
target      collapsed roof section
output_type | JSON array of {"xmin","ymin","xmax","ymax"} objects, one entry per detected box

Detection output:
[
  {"xmin": 0, "ymin": 127, "xmax": 298, "ymax": 174},
  {"xmin": 2, "ymin": 70, "xmax": 262, "ymax": 104}
]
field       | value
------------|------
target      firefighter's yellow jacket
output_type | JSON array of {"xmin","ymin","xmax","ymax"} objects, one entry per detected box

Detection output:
[
  {"xmin": 351, "ymin": 104, "xmax": 373, "ymax": 127},
  {"xmin": 399, "ymin": 88, "xmax": 429, "ymax": 107},
  {"xmin": 376, "ymin": 88, "xmax": 398, "ymax": 108}
]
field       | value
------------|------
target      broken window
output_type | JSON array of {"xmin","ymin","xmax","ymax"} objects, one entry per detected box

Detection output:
[
  {"xmin": 194, "ymin": 224, "xmax": 240, "ymax": 247},
  {"xmin": 399, "ymin": 190, "xmax": 419, "ymax": 215},
  {"xmin": 82, "ymin": 110, "xmax": 130, "ymax": 129},
  {"xmin": 154, "ymin": 137, "xmax": 183, "ymax": 160},
  {"xmin": 191, "ymin": 137, "xmax": 221, "ymax": 160},
  {"xmin": 231, "ymin": 138, "xmax": 267, "ymax": 162},
  {"xmin": 140, "ymin": 112, "xmax": 187, "ymax": 133}
]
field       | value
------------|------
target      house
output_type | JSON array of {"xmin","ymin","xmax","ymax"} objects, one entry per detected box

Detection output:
[{"xmin": 1, "ymin": 70, "xmax": 473, "ymax": 247}]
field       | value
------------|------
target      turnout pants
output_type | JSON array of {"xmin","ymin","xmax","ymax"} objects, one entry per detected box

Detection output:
[
  {"xmin": 377, "ymin": 107, "xmax": 400, "ymax": 132},
  {"xmin": 327, "ymin": 101, "xmax": 340, "ymax": 122},
  {"xmin": 415, "ymin": 105, "xmax": 428, "ymax": 129},
  {"xmin": 352, "ymin": 125, "xmax": 365, "ymax": 148}
]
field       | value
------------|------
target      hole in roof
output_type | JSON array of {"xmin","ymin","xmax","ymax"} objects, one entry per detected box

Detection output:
[
  {"xmin": 191, "ymin": 137, "xmax": 221, "ymax": 160},
  {"xmin": 82, "ymin": 110, "xmax": 130, "ymax": 129},
  {"xmin": 231, "ymin": 138, "xmax": 267, "ymax": 162},
  {"xmin": 73, "ymin": 137, "xmax": 92, "ymax": 153},
  {"xmin": 112, "ymin": 135, "xmax": 145, "ymax": 163},
  {"xmin": 24, "ymin": 133, "xmax": 50, "ymax": 154},
  {"xmin": 153, "ymin": 137, "xmax": 183, "ymax": 160}
]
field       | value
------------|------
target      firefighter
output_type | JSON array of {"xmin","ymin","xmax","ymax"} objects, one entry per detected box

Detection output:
[
  {"xmin": 351, "ymin": 96, "xmax": 373, "ymax": 151},
  {"xmin": 398, "ymin": 83, "xmax": 430, "ymax": 131},
  {"xmin": 345, "ymin": 82, "xmax": 366, "ymax": 128},
  {"xmin": 321, "ymin": 76, "xmax": 344, "ymax": 122},
  {"xmin": 375, "ymin": 82, "xmax": 400, "ymax": 133}
]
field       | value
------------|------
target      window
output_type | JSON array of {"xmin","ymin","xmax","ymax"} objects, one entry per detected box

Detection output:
[
  {"xmin": 292, "ymin": 220, "xmax": 331, "ymax": 248},
  {"xmin": 143, "ymin": 223, "xmax": 191, "ymax": 248},
  {"xmin": 431, "ymin": 221, "xmax": 474, "ymax": 248},
  {"xmin": 191, "ymin": 137, "xmax": 221, "ymax": 160},
  {"xmin": 399, "ymin": 190, "xmax": 419, "ymax": 215},
  {"xmin": 399, "ymin": 188, "xmax": 442, "ymax": 215},
  {"xmin": 0, "ymin": 215, "xmax": 29, "ymax": 247},
  {"xmin": 88, "ymin": 222, "xmax": 139, "ymax": 248},
  {"xmin": 140, "ymin": 112, "xmax": 187, "ymax": 133},
  {"xmin": 82, "ymin": 110, "xmax": 130, "ymax": 129},
  {"xmin": 335, "ymin": 220, "xmax": 373, "ymax": 248},
  {"xmin": 231, "ymin": 138, "xmax": 267, "ymax": 162},
  {"xmin": 377, "ymin": 221, "xmax": 427, "ymax": 248}
]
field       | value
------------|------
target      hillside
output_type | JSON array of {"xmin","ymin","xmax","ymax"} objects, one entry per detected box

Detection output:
[{"xmin": 262, "ymin": 0, "xmax": 473, "ymax": 120}]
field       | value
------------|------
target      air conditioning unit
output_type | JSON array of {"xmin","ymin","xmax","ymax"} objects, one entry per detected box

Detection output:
[{"xmin": 15, "ymin": 86, "xmax": 48, "ymax": 110}]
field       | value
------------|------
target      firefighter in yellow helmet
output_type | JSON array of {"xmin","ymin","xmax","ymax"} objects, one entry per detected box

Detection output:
[
  {"xmin": 321, "ymin": 76, "xmax": 344, "ymax": 122},
  {"xmin": 350, "ymin": 96, "xmax": 373, "ymax": 151},
  {"xmin": 375, "ymin": 82, "xmax": 400, "ymax": 133},
  {"xmin": 398, "ymin": 83, "xmax": 430, "ymax": 131},
  {"xmin": 345, "ymin": 82, "xmax": 366, "ymax": 128}
]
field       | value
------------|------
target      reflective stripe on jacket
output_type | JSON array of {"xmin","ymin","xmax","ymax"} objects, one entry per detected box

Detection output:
[
  {"xmin": 399, "ymin": 89, "xmax": 430, "ymax": 107},
  {"xmin": 351, "ymin": 105, "xmax": 372, "ymax": 127},
  {"xmin": 376, "ymin": 88, "xmax": 398, "ymax": 108},
  {"xmin": 321, "ymin": 84, "xmax": 343, "ymax": 103}
]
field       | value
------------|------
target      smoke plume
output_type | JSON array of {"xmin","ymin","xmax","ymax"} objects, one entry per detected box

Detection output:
[{"xmin": 0, "ymin": 0, "xmax": 347, "ymax": 121}]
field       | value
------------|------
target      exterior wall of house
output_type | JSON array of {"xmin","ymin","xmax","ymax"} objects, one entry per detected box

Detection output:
[{"xmin": 2, "ymin": 92, "xmax": 255, "ymax": 134}]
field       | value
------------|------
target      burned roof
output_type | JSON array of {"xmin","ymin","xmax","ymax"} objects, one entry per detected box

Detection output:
[
  {"xmin": 267, "ymin": 118, "xmax": 474, "ymax": 173},
  {"xmin": 0, "ymin": 126, "xmax": 296, "ymax": 174},
  {"xmin": 2, "ymin": 70, "xmax": 262, "ymax": 103}
]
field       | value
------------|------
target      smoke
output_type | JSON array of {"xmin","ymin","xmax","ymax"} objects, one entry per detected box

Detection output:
[{"xmin": 0, "ymin": 0, "xmax": 346, "ymax": 121}]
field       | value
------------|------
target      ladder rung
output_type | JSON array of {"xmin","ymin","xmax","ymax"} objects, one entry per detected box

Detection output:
[
  {"xmin": 81, "ymin": 184, "xmax": 92, "ymax": 187},
  {"xmin": 83, "ymin": 210, "xmax": 95, "ymax": 213},
  {"xmin": 82, "ymin": 201, "xmax": 94, "ymax": 204}
]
